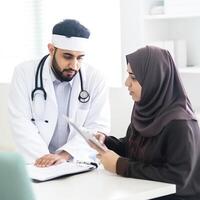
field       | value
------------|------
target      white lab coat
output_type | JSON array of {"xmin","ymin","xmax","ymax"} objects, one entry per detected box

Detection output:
[{"xmin": 8, "ymin": 56, "xmax": 110, "ymax": 163}]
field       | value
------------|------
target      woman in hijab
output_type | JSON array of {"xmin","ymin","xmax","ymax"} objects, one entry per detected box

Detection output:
[{"xmin": 90, "ymin": 46, "xmax": 200, "ymax": 199}]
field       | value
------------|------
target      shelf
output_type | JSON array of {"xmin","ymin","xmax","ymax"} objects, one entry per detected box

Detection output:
[
  {"xmin": 139, "ymin": 1, "xmax": 200, "ymax": 76},
  {"xmin": 144, "ymin": 13, "xmax": 200, "ymax": 20},
  {"xmin": 178, "ymin": 66, "xmax": 200, "ymax": 74}
]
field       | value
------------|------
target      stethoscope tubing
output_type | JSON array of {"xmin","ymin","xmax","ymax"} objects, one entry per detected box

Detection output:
[{"xmin": 31, "ymin": 54, "xmax": 90, "ymax": 103}]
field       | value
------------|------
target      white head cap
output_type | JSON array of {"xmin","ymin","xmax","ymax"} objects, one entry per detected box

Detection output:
[{"xmin": 52, "ymin": 34, "xmax": 89, "ymax": 52}]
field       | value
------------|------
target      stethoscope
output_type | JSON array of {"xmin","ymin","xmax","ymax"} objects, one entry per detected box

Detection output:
[{"xmin": 31, "ymin": 54, "xmax": 90, "ymax": 104}]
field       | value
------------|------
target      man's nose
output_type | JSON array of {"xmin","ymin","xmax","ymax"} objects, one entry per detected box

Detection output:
[{"xmin": 69, "ymin": 59, "xmax": 79, "ymax": 70}]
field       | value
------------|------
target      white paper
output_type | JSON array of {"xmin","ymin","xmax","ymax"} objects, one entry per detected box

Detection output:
[{"xmin": 26, "ymin": 162, "xmax": 95, "ymax": 181}]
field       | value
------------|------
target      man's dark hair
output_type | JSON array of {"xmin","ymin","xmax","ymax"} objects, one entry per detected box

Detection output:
[{"xmin": 52, "ymin": 19, "xmax": 90, "ymax": 39}]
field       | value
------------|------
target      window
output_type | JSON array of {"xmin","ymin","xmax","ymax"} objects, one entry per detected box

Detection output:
[
  {"xmin": 0, "ymin": 0, "xmax": 121, "ymax": 87},
  {"xmin": 0, "ymin": 0, "xmax": 39, "ymax": 82}
]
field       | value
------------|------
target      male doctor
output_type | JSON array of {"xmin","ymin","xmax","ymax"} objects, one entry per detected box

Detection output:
[{"xmin": 8, "ymin": 19, "xmax": 110, "ymax": 167}]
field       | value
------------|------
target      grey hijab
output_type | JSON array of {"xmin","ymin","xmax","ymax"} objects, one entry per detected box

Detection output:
[{"xmin": 126, "ymin": 46, "xmax": 196, "ymax": 137}]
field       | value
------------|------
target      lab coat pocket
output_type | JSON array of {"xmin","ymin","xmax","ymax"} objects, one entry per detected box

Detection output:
[{"xmin": 34, "ymin": 120, "xmax": 47, "ymax": 132}]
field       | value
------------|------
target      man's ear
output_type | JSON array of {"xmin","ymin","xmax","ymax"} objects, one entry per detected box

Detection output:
[{"xmin": 47, "ymin": 43, "xmax": 55, "ymax": 56}]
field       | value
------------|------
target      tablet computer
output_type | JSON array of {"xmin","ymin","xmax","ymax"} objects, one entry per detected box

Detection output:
[{"xmin": 63, "ymin": 115, "xmax": 106, "ymax": 151}]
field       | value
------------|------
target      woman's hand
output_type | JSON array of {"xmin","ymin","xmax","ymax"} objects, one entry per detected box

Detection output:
[
  {"xmin": 97, "ymin": 150, "xmax": 120, "ymax": 173},
  {"xmin": 89, "ymin": 132, "xmax": 120, "ymax": 173},
  {"xmin": 88, "ymin": 132, "xmax": 108, "ymax": 153},
  {"xmin": 95, "ymin": 132, "xmax": 106, "ymax": 144}
]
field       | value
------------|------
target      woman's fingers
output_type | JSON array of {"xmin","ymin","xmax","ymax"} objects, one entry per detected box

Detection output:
[
  {"xmin": 88, "ymin": 139, "xmax": 107, "ymax": 154},
  {"xmin": 95, "ymin": 132, "xmax": 106, "ymax": 144},
  {"xmin": 96, "ymin": 153, "xmax": 101, "ymax": 159}
]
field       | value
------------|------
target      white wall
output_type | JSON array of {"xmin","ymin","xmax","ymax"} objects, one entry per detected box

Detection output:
[
  {"xmin": 109, "ymin": 87, "xmax": 133, "ymax": 137},
  {"xmin": 0, "ymin": 84, "xmax": 15, "ymax": 150},
  {"xmin": 120, "ymin": 0, "xmax": 143, "ymax": 80},
  {"xmin": 180, "ymin": 73, "xmax": 200, "ymax": 113}
]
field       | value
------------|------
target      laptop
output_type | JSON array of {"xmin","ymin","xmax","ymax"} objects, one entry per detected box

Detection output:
[{"xmin": 0, "ymin": 152, "xmax": 35, "ymax": 200}]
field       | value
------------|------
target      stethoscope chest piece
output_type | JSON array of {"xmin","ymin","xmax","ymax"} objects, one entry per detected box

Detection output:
[{"xmin": 78, "ymin": 90, "xmax": 90, "ymax": 103}]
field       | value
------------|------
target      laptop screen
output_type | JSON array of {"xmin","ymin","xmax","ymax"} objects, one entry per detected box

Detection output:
[{"xmin": 0, "ymin": 152, "xmax": 35, "ymax": 200}]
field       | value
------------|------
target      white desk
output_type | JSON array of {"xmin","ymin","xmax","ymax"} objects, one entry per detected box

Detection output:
[{"xmin": 32, "ymin": 168, "xmax": 176, "ymax": 200}]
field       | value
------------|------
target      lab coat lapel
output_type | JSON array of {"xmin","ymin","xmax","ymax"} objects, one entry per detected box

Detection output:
[
  {"xmin": 68, "ymin": 72, "xmax": 80, "ymax": 122},
  {"xmin": 40, "ymin": 56, "xmax": 58, "ymax": 144},
  {"xmin": 43, "ymin": 57, "xmax": 57, "ymax": 105}
]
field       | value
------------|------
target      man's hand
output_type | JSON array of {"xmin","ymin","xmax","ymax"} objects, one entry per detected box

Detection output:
[{"xmin": 35, "ymin": 151, "xmax": 72, "ymax": 167}]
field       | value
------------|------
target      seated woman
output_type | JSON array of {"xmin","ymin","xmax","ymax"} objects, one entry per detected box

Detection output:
[{"xmin": 90, "ymin": 46, "xmax": 200, "ymax": 200}]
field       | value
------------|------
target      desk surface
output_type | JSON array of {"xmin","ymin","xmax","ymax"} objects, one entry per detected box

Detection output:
[{"xmin": 32, "ymin": 168, "xmax": 176, "ymax": 200}]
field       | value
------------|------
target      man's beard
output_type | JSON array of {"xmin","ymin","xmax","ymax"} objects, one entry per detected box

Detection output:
[{"xmin": 51, "ymin": 55, "xmax": 78, "ymax": 82}]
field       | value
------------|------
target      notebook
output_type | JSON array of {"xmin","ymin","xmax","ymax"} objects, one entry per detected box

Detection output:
[
  {"xmin": 26, "ymin": 161, "xmax": 97, "ymax": 182},
  {"xmin": 0, "ymin": 152, "xmax": 36, "ymax": 200}
]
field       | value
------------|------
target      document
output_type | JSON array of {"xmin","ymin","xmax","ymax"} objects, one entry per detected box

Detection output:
[{"xmin": 26, "ymin": 161, "xmax": 97, "ymax": 182}]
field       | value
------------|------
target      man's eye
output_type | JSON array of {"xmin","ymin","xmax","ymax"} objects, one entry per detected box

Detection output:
[
  {"xmin": 63, "ymin": 56, "xmax": 72, "ymax": 60},
  {"xmin": 77, "ymin": 57, "xmax": 84, "ymax": 61}
]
